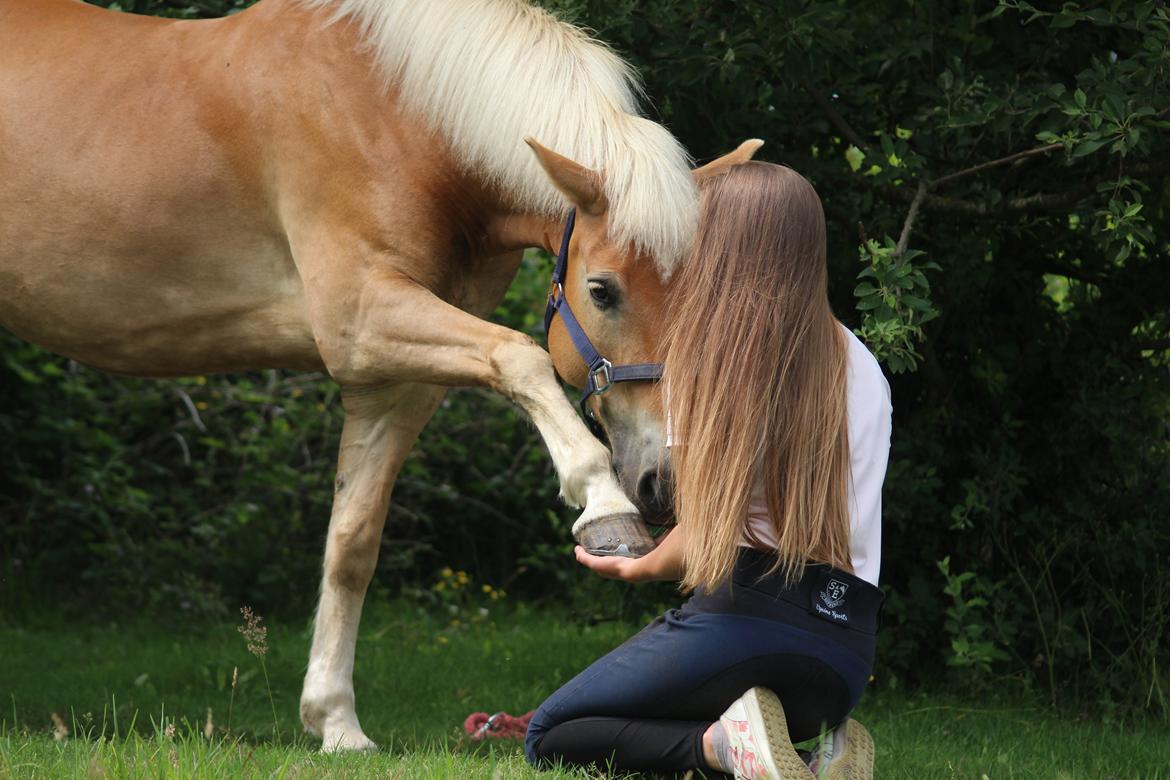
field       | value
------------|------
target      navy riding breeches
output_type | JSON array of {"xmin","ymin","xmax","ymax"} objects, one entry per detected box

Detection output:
[{"xmin": 525, "ymin": 550, "xmax": 883, "ymax": 775}]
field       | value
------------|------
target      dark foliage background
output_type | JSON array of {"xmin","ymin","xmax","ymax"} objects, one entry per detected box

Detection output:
[{"xmin": 2, "ymin": 0, "xmax": 1168, "ymax": 719}]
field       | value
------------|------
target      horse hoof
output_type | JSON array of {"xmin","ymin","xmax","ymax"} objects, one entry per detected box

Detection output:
[
  {"xmin": 319, "ymin": 730, "xmax": 378, "ymax": 753},
  {"xmin": 574, "ymin": 514, "xmax": 655, "ymax": 558}
]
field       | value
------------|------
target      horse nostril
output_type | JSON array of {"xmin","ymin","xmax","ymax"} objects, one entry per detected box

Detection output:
[{"xmin": 636, "ymin": 471, "xmax": 659, "ymax": 510}]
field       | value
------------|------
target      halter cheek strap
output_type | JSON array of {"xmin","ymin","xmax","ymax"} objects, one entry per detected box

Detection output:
[{"xmin": 543, "ymin": 209, "xmax": 664, "ymax": 422}]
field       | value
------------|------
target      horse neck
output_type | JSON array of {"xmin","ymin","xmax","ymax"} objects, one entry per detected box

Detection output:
[{"xmin": 231, "ymin": 1, "xmax": 564, "ymax": 259}]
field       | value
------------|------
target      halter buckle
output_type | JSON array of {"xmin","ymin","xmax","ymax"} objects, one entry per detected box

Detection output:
[{"xmin": 589, "ymin": 359, "xmax": 613, "ymax": 395}]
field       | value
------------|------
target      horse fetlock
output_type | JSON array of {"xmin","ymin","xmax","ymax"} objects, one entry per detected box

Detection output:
[
  {"xmin": 300, "ymin": 681, "xmax": 349, "ymax": 732},
  {"xmin": 299, "ymin": 698, "xmax": 326, "ymax": 739},
  {"xmin": 557, "ymin": 438, "xmax": 621, "ymax": 506},
  {"xmin": 300, "ymin": 684, "xmax": 376, "ymax": 751}
]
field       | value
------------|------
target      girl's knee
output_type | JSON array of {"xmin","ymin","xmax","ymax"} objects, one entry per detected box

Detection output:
[{"xmin": 524, "ymin": 710, "xmax": 551, "ymax": 767}]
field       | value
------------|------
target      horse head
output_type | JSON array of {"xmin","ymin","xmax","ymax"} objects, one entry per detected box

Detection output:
[{"xmin": 527, "ymin": 138, "xmax": 765, "ymax": 527}]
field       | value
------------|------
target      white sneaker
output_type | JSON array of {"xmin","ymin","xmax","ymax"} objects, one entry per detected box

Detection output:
[
  {"xmin": 805, "ymin": 719, "xmax": 874, "ymax": 780},
  {"xmin": 718, "ymin": 687, "xmax": 815, "ymax": 779}
]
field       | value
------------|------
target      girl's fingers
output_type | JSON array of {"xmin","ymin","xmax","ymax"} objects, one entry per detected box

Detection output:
[{"xmin": 574, "ymin": 545, "xmax": 637, "ymax": 581}]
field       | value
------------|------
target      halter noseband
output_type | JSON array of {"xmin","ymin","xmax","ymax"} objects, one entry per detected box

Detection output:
[{"xmin": 543, "ymin": 209, "xmax": 664, "ymax": 428}]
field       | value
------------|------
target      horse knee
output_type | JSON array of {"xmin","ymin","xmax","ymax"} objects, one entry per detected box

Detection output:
[
  {"xmin": 488, "ymin": 333, "xmax": 555, "ymax": 398},
  {"xmin": 324, "ymin": 520, "xmax": 382, "ymax": 593}
]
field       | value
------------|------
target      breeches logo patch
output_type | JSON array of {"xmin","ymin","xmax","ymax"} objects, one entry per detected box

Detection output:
[{"xmin": 820, "ymin": 579, "xmax": 849, "ymax": 609}]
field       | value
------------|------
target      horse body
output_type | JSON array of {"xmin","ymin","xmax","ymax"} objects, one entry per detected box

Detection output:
[
  {"xmin": 1, "ymin": 0, "xmax": 699, "ymax": 750},
  {"xmin": 0, "ymin": 0, "xmax": 473, "ymax": 377}
]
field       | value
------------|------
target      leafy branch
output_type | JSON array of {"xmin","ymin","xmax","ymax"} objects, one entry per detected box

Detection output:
[
  {"xmin": 853, "ymin": 239, "xmax": 939, "ymax": 374},
  {"xmin": 804, "ymin": 66, "xmax": 1169, "ymax": 373}
]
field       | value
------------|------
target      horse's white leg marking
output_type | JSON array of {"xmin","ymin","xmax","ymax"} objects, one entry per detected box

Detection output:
[
  {"xmin": 488, "ymin": 337, "xmax": 638, "ymax": 526},
  {"xmin": 300, "ymin": 383, "xmax": 446, "ymax": 753}
]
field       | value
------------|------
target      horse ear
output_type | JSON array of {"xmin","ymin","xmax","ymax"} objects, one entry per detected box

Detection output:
[
  {"xmin": 692, "ymin": 139, "xmax": 765, "ymax": 183},
  {"xmin": 525, "ymin": 138, "xmax": 608, "ymax": 216}
]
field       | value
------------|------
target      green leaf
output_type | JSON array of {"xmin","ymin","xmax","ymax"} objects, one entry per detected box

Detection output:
[
  {"xmin": 1072, "ymin": 137, "xmax": 1110, "ymax": 157},
  {"xmin": 902, "ymin": 294, "xmax": 934, "ymax": 312},
  {"xmin": 844, "ymin": 145, "xmax": 866, "ymax": 172},
  {"xmin": 1103, "ymin": 93, "xmax": 1125, "ymax": 123}
]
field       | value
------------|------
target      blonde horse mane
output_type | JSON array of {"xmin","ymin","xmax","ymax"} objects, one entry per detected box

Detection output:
[{"xmin": 300, "ymin": 0, "xmax": 697, "ymax": 274}]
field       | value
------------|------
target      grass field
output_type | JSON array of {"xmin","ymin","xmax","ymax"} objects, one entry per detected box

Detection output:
[{"xmin": 2, "ymin": 602, "xmax": 1167, "ymax": 778}]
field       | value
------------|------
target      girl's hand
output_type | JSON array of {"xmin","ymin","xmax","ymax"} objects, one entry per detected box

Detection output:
[
  {"xmin": 574, "ymin": 527, "xmax": 685, "ymax": 583},
  {"xmin": 574, "ymin": 545, "xmax": 652, "ymax": 582}
]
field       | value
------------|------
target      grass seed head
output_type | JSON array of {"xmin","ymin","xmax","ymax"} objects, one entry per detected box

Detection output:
[{"xmin": 238, "ymin": 606, "xmax": 268, "ymax": 657}]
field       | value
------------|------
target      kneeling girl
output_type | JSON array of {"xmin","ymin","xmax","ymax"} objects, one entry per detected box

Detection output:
[{"xmin": 525, "ymin": 161, "xmax": 893, "ymax": 779}]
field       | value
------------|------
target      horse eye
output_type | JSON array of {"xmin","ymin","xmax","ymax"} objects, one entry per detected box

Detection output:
[{"xmin": 588, "ymin": 280, "xmax": 616, "ymax": 309}]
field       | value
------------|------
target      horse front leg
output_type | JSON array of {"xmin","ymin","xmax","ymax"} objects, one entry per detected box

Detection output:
[
  {"xmin": 314, "ymin": 269, "xmax": 640, "ymax": 535},
  {"xmin": 300, "ymin": 382, "xmax": 446, "ymax": 752},
  {"xmin": 297, "ymin": 266, "xmax": 638, "ymax": 751}
]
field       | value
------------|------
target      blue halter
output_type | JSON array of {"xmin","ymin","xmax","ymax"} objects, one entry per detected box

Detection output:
[{"xmin": 543, "ymin": 209, "xmax": 664, "ymax": 428}]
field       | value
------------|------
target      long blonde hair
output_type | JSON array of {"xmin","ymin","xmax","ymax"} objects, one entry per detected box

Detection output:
[{"xmin": 663, "ymin": 162, "xmax": 851, "ymax": 592}]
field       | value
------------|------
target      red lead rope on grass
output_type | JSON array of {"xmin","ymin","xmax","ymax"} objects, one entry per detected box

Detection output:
[{"xmin": 464, "ymin": 710, "xmax": 534, "ymax": 741}]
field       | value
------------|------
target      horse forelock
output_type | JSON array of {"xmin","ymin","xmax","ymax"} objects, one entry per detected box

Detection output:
[{"xmin": 298, "ymin": 0, "xmax": 697, "ymax": 276}]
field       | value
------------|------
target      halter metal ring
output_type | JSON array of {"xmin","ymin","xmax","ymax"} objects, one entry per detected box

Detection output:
[{"xmin": 590, "ymin": 359, "xmax": 614, "ymax": 395}]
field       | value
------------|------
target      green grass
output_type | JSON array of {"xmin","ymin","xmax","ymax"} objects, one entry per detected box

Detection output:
[{"xmin": 2, "ymin": 603, "xmax": 1168, "ymax": 778}]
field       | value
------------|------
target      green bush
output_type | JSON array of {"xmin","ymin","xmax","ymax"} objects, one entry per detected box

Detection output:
[{"xmin": 3, "ymin": 0, "xmax": 1168, "ymax": 718}]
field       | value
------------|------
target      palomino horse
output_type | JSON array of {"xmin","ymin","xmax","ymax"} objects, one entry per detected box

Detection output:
[{"xmin": 0, "ymin": 0, "xmax": 764, "ymax": 751}]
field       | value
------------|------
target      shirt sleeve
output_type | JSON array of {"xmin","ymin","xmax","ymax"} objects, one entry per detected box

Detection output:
[{"xmin": 845, "ymin": 333, "xmax": 893, "ymax": 586}]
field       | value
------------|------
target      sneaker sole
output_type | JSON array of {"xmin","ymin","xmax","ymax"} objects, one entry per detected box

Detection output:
[
  {"xmin": 822, "ymin": 719, "xmax": 874, "ymax": 780},
  {"xmin": 742, "ymin": 687, "xmax": 815, "ymax": 779}
]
